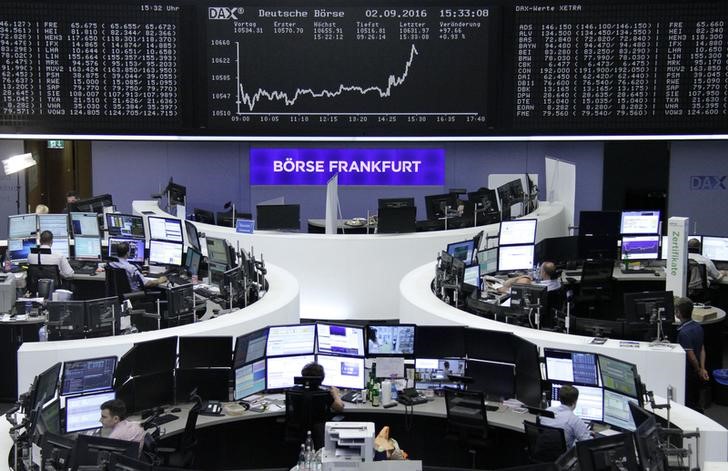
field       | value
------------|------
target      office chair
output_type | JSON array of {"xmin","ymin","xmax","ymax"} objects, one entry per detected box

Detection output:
[
  {"xmin": 153, "ymin": 399, "xmax": 201, "ymax": 468},
  {"xmin": 444, "ymin": 387, "xmax": 491, "ymax": 469},
  {"xmin": 687, "ymin": 259, "xmax": 711, "ymax": 303},
  {"xmin": 216, "ymin": 210, "xmax": 252, "ymax": 228},
  {"xmin": 26, "ymin": 264, "xmax": 61, "ymax": 298},
  {"xmin": 36, "ymin": 279, "xmax": 56, "ymax": 300},
  {"xmin": 192, "ymin": 208, "xmax": 216, "ymax": 225},
  {"xmin": 543, "ymin": 287, "xmax": 564, "ymax": 329},
  {"xmin": 105, "ymin": 266, "xmax": 163, "ymax": 332},
  {"xmin": 523, "ymin": 420, "xmax": 567, "ymax": 463},
  {"xmin": 285, "ymin": 386, "xmax": 334, "ymax": 450}
]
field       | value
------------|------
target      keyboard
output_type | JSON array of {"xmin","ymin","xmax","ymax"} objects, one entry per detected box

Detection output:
[
  {"xmin": 341, "ymin": 390, "xmax": 362, "ymax": 403},
  {"xmin": 564, "ymin": 271, "xmax": 582, "ymax": 277},
  {"xmin": 194, "ymin": 286, "xmax": 218, "ymax": 300},
  {"xmin": 146, "ymin": 413, "xmax": 179, "ymax": 427},
  {"xmin": 70, "ymin": 261, "xmax": 97, "ymax": 275},
  {"xmin": 620, "ymin": 268, "xmax": 654, "ymax": 275}
]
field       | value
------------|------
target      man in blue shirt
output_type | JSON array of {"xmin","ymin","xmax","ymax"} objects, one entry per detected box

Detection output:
[
  {"xmin": 676, "ymin": 297, "xmax": 709, "ymax": 412},
  {"xmin": 108, "ymin": 242, "xmax": 166, "ymax": 291},
  {"xmin": 541, "ymin": 384, "xmax": 592, "ymax": 448}
]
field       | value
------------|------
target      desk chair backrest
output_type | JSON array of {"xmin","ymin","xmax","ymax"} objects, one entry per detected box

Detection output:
[
  {"xmin": 687, "ymin": 259, "xmax": 708, "ymax": 291},
  {"xmin": 106, "ymin": 266, "xmax": 133, "ymax": 299},
  {"xmin": 181, "ymin": 400, "xmax": 201, "ymax": 451},
  {"xmin": 523, "ymin": 420, "xmax": 567, "ymax": 463},
  {"xmin": 444, "ymin": 387, "xmax": 489, "ymax": 442},
  {"xmin": 27, "ymin": 264, "xmax": 61, "ymax": 297},
  {"xmin": 285, "ymin": 387, "xmax": 332, "ymax": 448}
]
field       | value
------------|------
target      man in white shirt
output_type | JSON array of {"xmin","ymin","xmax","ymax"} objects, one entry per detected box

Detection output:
[
  {"xmin": 99, "ymin": 399, "xmax": 145, "ymax": 444},
  {"xmin": 27, "ymin": 230, "xmax": 74, "ymax": 279},
  {"xmin": 537, "ymin": 261, "xmax": 562, "ymax": 292},
  {"xmin": 688, "ymin": 238, "xmax": 726, "ymax": 285},
  {"xmin": 541, "ymin": 384, "xmax": 592, "ymax": 448}
]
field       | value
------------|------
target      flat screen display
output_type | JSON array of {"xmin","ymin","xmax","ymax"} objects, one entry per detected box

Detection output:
[
  {"xmin": 603, "ymin": 389, "xmax": 638, "ymax": 431},
  {"xmin": 621, "ymin": 235, "xmax": 660, "ymax": 260},
  {"xmin": 70, "ymin": 212, "xmax": 100, "ymax": 237},
  {"xmin": 234, "ymin": 359, "xmax": 266, "ymax": 400},
  {"xmin": 266, "ymin": 355, "xmax": 316, "ymax": 390},
  {"xmin": 499, "ymin": 219, "xmax": 537, "ymax": 246},
  {"xmin": 51, "ymin": 238, "xmax": 70, "ymax": 258},
  {"xmin": 8, "ymin": 214, "xmax": 37, "ymax": 239},
  {"xmin": 149, "ymin": 240, "xmax": 183, "ymax": 266},
  {"xmin": 108, "ymin": 237, "xmax": 145, "ymax": 263},
  {"xmin": 544, "ymin": 349, "xmax": 599, "ymax": 386},
  {"xmin": 234, "ymin": 328, "xmax": 269, "ymax": 367},
  {"xmin": 447, "ymin": 240, "xmax": 476, "ymax": 264},
  {"xmin": 551, "ymin": 384, "xmax": 604, "ymax": 422},
  {"xmin": 476, "ymin": 248, "xmax": 498, "ymax": 275},
  {"xmin": 61, "ymin": 356, "xmax": 116, "ymax": 396},
  {"xmin": 106, "ymin": 213, "xmax": 145, "ymax": 239},
  {"xmin": 497, "ymin": 244, "xmax": 534, "ymax": 272},
  {"xmin": 620, "ymin": 211, "xmax": 660, "ymax": 235},
  {"xmin": 702, "ymin": 236, "xmax": 728, "ymax": 262},
  {"xmin": 147, "ymin": 216, "xmax": 183, "ymax": 242},
  {"xmin": 38, "ymin": 214, "xmax": 68, "ymax": 239},
  {"xmin": 463, "ymin": 265, "xmax": 480, "ymax": 287},
  {"xmin": 74, "ymin": 237, "xmax": 101, "ymax": 260},
  {"xmin": 366, "ymin": 325, "xmax": 415, "ymax": 356},
  {"xmin": 266, "ymin": 324, "xmax": 316, "ymax": 357},
  {"xmin": 598, "ymin": 355, "xmax": 639, "ymax": 398},
  {"xmin": 415, "ymin": 358, "xmax": 466, "ymax": 390},
  {"xmin": 318, "ymin": 354, "xmax": 365, "ymax": 390},
  {"xmin": 65, "ymin": 391, "xmax": 116, "ymax": 433},
  {"xmin": 316, "ymin": 324, "xmax": 365, "ymax": 357},
  {"xmin": 8, "ymin": 237, "xmax": 35, "ymax": 262}
]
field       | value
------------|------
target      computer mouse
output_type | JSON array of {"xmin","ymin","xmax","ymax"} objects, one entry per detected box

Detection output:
[
  {"xmin": 89, "ymin": 272, "xmax": 97, "ymax": 276},
  {"xmin": 171, "ymin": 407, "xmax": 181, "ymax": 413},
  {"xmin": 654, "ymin": 272, "xmax": 660, "ymax": 276}
]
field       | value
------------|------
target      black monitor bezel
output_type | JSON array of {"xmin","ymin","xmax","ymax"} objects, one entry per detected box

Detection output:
[{"xmin": 61, "ymin": 355, "xmax": 117, "ymax": 396}]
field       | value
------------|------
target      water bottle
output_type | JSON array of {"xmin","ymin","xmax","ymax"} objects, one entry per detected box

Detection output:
[
  {"xmin": 305, "ymin": 445, "xmax": 313, "ymax": 470},
  {"xmin": 297, "ymin": 444, "xmax": 306, "ymax": 470},
  {"xmin": 390, "ymin": 381, "xmax": 398, "ymax": 401},
  {"xmin": 38, "ymin": 324, "xmax": 47, "ymax": 342},
  {"xmin": 24, "ymin": 300, "xmax": 32, "ymax": 315},
  {"xmin": 304, "ymin": 430, "xmax": 314, "ymax": 453}
]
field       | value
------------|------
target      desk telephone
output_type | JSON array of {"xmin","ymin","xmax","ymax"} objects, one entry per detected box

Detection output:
[
  {"xmin": 200, "ymin": 400, "xmax": 223, "ymax": 416},
  {"xmin": 397, "ymin": 388, "xmax": 428, "ymax": 406}
]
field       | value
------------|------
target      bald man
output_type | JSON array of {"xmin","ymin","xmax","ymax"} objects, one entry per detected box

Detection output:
[{"xmin": 537, "ymin": 261, "xmax": 562, "ymax": 292}]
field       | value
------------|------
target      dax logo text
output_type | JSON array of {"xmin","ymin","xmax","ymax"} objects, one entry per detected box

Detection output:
[
  {"xmin": 208, "ymin": 7, "xmax": 244, "ymax": 20},
  {"xmin": 691, "ymin": 176, "xmax": 727, "ymax": 190}
]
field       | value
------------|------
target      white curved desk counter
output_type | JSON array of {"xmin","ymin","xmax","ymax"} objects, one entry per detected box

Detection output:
[
  {"xmin": 398, "ymin": 262, "xmax": 728, "ymax": 464},
  {"xmin": 134, "ymin": 200, "xmax": 567, "ymax": 320},
  {"xmin": 16, "ymin": 262, "xmax": 299, "ymax": 397}
]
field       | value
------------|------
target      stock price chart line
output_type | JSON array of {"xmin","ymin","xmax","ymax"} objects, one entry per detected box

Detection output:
[{"xmin": 206, "ymin": 4, "xmax": 496, "ymax": 135}]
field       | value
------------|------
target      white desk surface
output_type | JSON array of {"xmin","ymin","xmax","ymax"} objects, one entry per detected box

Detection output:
[{"xmin": 134, "ymin": 200, "xmax": 568, "ymax": 320}]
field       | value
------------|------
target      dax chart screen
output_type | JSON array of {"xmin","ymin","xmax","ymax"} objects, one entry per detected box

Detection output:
[{"xmin": 205, "ymin": 3, "xmax": 499, "ymax": 134}]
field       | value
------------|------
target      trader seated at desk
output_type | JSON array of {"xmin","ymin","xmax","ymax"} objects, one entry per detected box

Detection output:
[
  {"xmin": 99, "ymin": 398, "xmax": 145, "ymax": 444},
  {"xmin": 496, "ymin": 261, "xmax": 561, "ymax": 294},
  {"xmin": 107, "ymin": 242, "xmax": 167, "ymax": 291},
  {"xmin": 299, "ymin": 362, "xmax": 345, "ymax": 414},
  {"xmin": 540, "ymin": 384, "xmax": 592, "ymax": 448},
  {"xmin": 688, "ymin": 238, "xmax": 727, "ymax": 286},
  {"xmin": 28, "ymin": 230, "xmax": 74, "ymax": 279}
]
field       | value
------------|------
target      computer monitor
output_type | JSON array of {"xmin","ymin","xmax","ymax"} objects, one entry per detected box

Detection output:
[
  {"xmin": 603, "ymin": 389, "xmax": 638, "ymax": 431},
  {"xmin": 130, "ymin": 337, "xmax": 178, "ymax": 376},
  {"xmin": 378, "ymin": 197, "xmax": 415, "ymax": 209},
  {"xmin": 108, "ymin": 237, "xmax": 145, "ymax": 263},
  {"xmin": 575, "ymin": 431, "xmax": 638, "ymax": 471},
  {"xmin": 598, "ymin": 354, "xmax": 640, "ymax": 399},
  {"xmin": 424, "ymin": 193, "xmax": 458, "ymax": 220},
  {"xmin": 579, "ymin": 211, "xmax": 621, "ymax": 236},
  {"xmin": 175, "ymin": 368, "xmax": 229, "ymax": 402},
  {"xmin": 634, "ymin": 415, "xmax": 666, "ymax": 471},
  {"xmin": 165, "ymin": 284, "xmax": 194, "ymax": 319},
  {"xmin": 468, "ymin": 189, "xmax": 499, "ymax": 213},
  {"xmin": 8, "ymin": 237, "xmax": 36, "ymax": 262},
  {"xmin": 256, "ymin": 204, "xmax": 301, "ymax": 230},
  {"xmin": 33, "ymin": 362, "xmax": 62, "ymax": 409},
  {"xmin": 38, "ymin": 214, "xmax": 68, "ymax": 239},
  {"xmin": 50, "ymin": 237, "xmax": 70, "ymax": 258},
  {"xmin": 266, "ymin": 324, "xmax": 316, "ymax": 357},
  {"xmin": 68, "ymin": 194, "xmax": 113, "ymax": 214},
  {"xmin": 414, "ymin": 358, "xmax": 466, "ymax": 390},
  {"xmin": 317, "ymin": 354, "xmax": 365, "ymax": 389},
  {"xmin": 544, "ymin": 349, "xmax": 599, "ymax": 386},
  {"xmin": 117, "ymin": 371, "xmax": 175, "ymax": 414},
  {"xmin": 464, "ymin": 329, "xmax": 516, "ymax": 364},
  {"xmin": 623, "ymin": 291, "xmax": 674, "ymax": 323},
  {"xmin": 579, "ymin": 234, "xmax": 619, "ymax": 260},
  {"xmin": 476, "ymin": 248, "xmax": 498, "ymax": 275},
  {"xmin": 510, "ymin": 283, "xmax": 547, "ymax": 312},
  {"xmin": 184, "ymin": 220, "xmax": 201, "ymax": 251},
  {"xmin": 74, "ymin": 236, "xmax": 102, "ymax": 260},
  {"xmin": 234, "ymin": 359, "xmax": 267, "ymax": 400},
  {"xmin": 499, "ymin": 219, "xmax": 538, "ymax": 246},
  {"xmin": 536, "ymin": 236, "xmax": 579, "ymax": 265},
  {"xmin": 64, "ymin": 391, "xmax": 116, "ymax": 433},
  {"xmin": 497, "ymin": 179, "xmax": 525, "ymax": 205},
  {"xmin": 206, "ymin": 237, "xmax": 232, "ymax": 267},
  {"xmin": 71, "ymin": 432, "xmax": 140, "ymax": 467},
  {"xmin": 621, "ymin": 235, "xmax": 660, "ymax": 260},
  {"xmin": 447, "ymin": 239, "xmax": 476, "ymax": 264},
  {"xmin": 85, "ymin": 297, "xmax": 119, "ymax": 338},
  {"xmin": 184, "ymin": 247, "xmax": 203, "ymax": 276},
  {"xmin": 37, "ymin": 398, "xmax": 61, "ymax": 436},
  {"xmin": 193, "ymin": 208, "xmax": 216, "ymax": 224},
  {"xmin": 40, "ymin": 433, "xmax": 74, "ymax": 470},
  {"xmin": 468, "ymin": 360, "xmax": 516, "ymax": 401},
  {"xmin": 377, "ymin": 206, "xmax": 417, "ymax": 234},
  {"xmin": 463, "ymin": 265, "xmax": 480, "ymax": 289},
  {"xmin": 149, "ymin": 239, "xmax": 183, "ymax": 266},
  {"xmin": 47, "ymin": 302, "xmax": 86, "ymax": 340},
  {"xmin": 70, "ymin": 212, "xmax": 101, "ymax": 237},
  {"xmin": 415, "ymin": 326, "xmax": 466, "ymax": 358},
  {"xmin": 550, "ymin": 383, "xmax": 604, "ymax": 422},
  {"xmin": 8, "ymin": 214, "xmax": 37, "ymax": 239},
  {"xmin": 620, "ymin": 210, "xmax": 661, "ymax": 235},
  {"xmin": 701, "ymin": 236, "xmax": 728, "ymax": 261},
  {"xmin": 571, "ymin": 316, "xmax": 624, "ymax": 338},
  {"xmin": 178, "ymin": 336, "xmax": 232, "ymax": 368},
  {"xmin": 580, "ymin": 259, "xmax": 614, "ymax": 284},
  {"xmin": 497, "ymin": 244, "xmax": 535, "ymax": 272},
  {"xmin": 316, "ymin": 323, "xmax": 365, "ymax": 357},
  {"xmin": 365, "ymin": 324, "xmax": 415, "ymax": 356},
  {"xmin": 165, "ymin": 179, "xmax": 186, "ymax": 206},
  {"xmin": 106, "ymin": 213, "xmax": 145, "ymax": 239},
  {"xmin": 147, "ymin": 216, "xmax": 183, "ymax": 242},
  {"xmin": 234, "ymin": 328, "xmax": 269, "ymax": 367},
  {"xmin": 61, "ymin": 356, "xmax": 116, "ymax": 396},
  {"xmin": 266, "ymin": 354, "xmax": 316, "ymax": 390}
]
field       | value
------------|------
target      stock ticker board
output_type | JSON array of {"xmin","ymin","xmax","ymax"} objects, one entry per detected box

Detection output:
[{"xmin": 0, "ymin": 0, "xmax": 726, "ymax": 136}]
